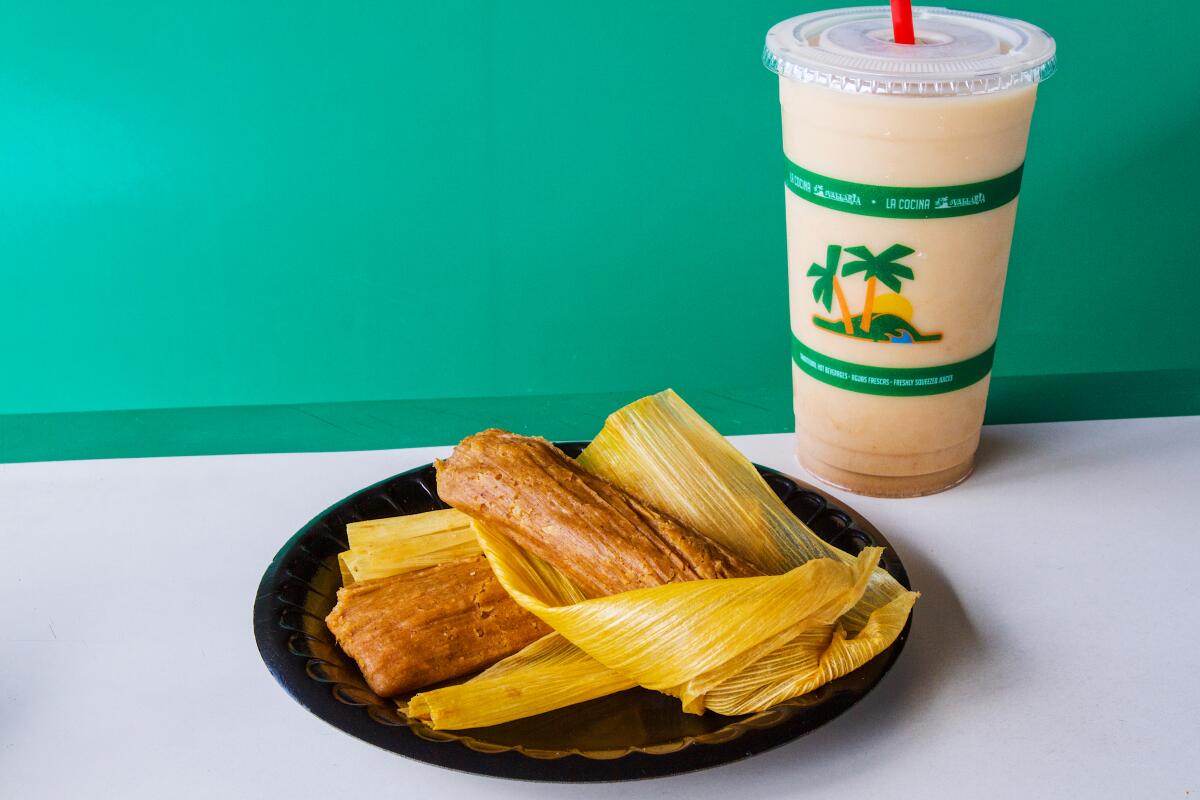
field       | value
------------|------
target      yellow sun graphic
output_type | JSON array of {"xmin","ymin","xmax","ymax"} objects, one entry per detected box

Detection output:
[{"xmin": 869, "ymin": 293, "xmax": 913, "ymax": 322}]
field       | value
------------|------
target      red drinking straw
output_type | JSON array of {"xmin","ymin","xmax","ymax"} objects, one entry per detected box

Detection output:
[{"xmin": 890, "ymin": 0, "xmax": 916, "ymax": 44}]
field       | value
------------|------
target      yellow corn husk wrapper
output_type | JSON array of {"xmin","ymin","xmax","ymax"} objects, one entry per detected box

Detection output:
[
  {"xmin": 406, "ymin": 631, "xmax": 636, "ymax": 731},
  {"xmin": 336, "ymin": 552, "xmax": 356, "ymax": 587},
  {"xmin": 338, "ymin": 507, "xmax": 481, "ymax": 583},
  {"xmin": 404, "ymin": 390, "xmax": 918, "ymax": 730}
]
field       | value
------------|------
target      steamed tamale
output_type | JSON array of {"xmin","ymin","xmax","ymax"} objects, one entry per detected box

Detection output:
[
  {"xmin": 408, "ymin": 391, "xmax": 917, "ymax": 729},
  {"xmin": 325, "ymin": 554, "xmax": 550, "ymax": 697},
  {"xmin": 436, "ymin": 429, "xmax": 761, "ymax": 597}
]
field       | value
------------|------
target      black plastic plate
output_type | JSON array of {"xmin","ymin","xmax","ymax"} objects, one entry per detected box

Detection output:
[{"xmin": 252, "ymin": 443, "xmax": 912, "ymax": 781}]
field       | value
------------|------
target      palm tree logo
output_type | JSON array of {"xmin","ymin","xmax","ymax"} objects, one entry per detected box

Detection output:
[
  {"xmin": 806, "ymin": 244, "xmax": 855, "ymax": 335},
  {"xmin": 841, "ymin": 243, "xmax": 916, "ymax": 333},
  {"xmin": 808, "ymin": 242, "xmax": 942, "ymax": 343}
]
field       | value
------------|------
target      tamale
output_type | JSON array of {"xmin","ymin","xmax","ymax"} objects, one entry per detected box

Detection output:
[
  {"xmin": 435, "ymin": 429, "xmax": 761, "ymax": 597},
  {"xmin": 325, "ymin": 554, "xmax": 550, "ymax": 697},
  {"xmin": 408, "ymin": 390, "xmax": 918, "ymax": 729},
  {"xmin": 577, "ymin": 389, "xmax": 908, "ymax": 634}
]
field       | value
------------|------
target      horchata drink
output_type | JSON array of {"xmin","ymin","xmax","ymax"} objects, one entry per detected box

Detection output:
[{"xmin": 763, "ymin": 7, "xmax": 1055, "ymax": 497}]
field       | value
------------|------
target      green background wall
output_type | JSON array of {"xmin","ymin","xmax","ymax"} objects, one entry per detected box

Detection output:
[{"xmin": 2, "ymin": 1, "xmax": 1197, "ymax": 461}]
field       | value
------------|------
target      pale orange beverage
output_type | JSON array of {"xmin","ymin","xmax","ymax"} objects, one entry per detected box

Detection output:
[{"xmin": 764, "ymin": 7, "xmax": 1056, "ymax": 496}]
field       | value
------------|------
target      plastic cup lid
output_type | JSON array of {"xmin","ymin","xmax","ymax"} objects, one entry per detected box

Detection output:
[{"xmin": 764, "ymin": 6, "xmax": 1056, "ymax": 96}]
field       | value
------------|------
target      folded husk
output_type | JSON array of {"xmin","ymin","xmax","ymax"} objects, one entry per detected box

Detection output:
[
  {"xmin": 405, "ymin": 390, "xmax": 918, "ymax": 729},
  {"xmin": 337, "ymin": 552, "xmax": 356, "ymax": 587},
  {"xmin": 338, "ymin": 508, "xmax": 481, "ymax": 583},
  {"xmin": 576, "ymin": 390, "xmax": 910, "ymax": 634},
  {"xmin": 406, "ymin": 633, "xmax": 635, "ymax": 731}
]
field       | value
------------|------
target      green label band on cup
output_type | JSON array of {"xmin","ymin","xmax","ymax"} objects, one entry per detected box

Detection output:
[
  {"xmin": 784, "ymin": 158, "xmax": 1023, "ymax": 219},
  {"xmin": 792, "ymin": 335, "xmax": 996, "ymax": 396}
]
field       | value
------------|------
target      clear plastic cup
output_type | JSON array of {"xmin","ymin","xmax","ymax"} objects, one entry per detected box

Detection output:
[{"xmin": 764, "ymin": 6, "xmax": 1056, "ymax": 497}]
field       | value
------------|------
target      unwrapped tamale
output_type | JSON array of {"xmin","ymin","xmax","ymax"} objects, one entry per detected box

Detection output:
[
  {"xmin": 436, "ymin": 429, "xmax": 762, "ymax": 597},
  {"xmin": 325, "ymin": 554, "xmax": 550, "ymax": 696}
]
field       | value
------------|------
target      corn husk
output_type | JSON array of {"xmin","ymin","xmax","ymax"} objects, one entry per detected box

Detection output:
[
  {"xmin": 339, "ymin": 508, "xmax": 481, "ymax": 583},
  {"xmin": 576, "ymin": 389, "xmax": 909, "ymax": 634},
  {"xmin": 337, "ymin": 552, "xmax": 356, "ymax": 587},
  {"xmin": 406, "ymin": 633, "xmax": 635, "ymax": 731},
  {"xmin": 406, "ymin": 390, "xmax": 918, "ymax": 729}
]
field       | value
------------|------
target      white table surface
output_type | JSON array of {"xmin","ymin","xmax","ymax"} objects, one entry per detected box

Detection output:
[{"xmin": 3, "ymin": 415, "xmax": 1199, "ymax": 798}]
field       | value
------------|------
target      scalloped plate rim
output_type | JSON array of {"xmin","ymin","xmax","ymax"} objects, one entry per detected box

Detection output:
[{"xmin": 252, "ymin": 443, "xmax": 913, "ymax": 782}]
